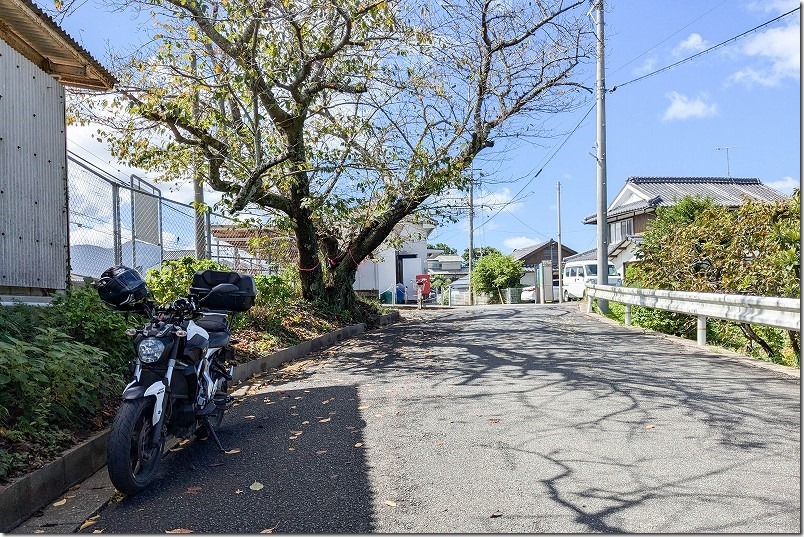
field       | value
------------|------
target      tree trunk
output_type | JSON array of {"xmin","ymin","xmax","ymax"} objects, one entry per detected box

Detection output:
[
  {"xmin": 788, "ymin": 330, "xmax": 800, "ymax": 358},
  {"xmin": 739, "ymin": 323, "xmax": 775, "ymax": 357}
]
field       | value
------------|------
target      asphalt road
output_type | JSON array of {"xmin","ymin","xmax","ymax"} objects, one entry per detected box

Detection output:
[{"xmin": 81, "ymin": 304, "xmax": 800, "ymax": 533}]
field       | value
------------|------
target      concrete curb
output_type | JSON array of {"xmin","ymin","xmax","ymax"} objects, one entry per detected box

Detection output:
[{"xmin": 2, "ymin": 311, "xmax": 401, "ymax": 533}]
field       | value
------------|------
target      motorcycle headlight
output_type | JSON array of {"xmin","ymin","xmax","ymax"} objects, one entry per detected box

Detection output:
[{"xmin": 138, "ymin": 338, "xmax": 166, "ymax": 363}]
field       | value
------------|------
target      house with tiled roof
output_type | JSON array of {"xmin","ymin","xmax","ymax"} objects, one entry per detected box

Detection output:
[
  {"xmin": 510, "ymin": 239, "xmax": 578, "ymax": 287},
  {"xmin": 579, "ymin": 177, "xmax": 787, "ymax": 275}
]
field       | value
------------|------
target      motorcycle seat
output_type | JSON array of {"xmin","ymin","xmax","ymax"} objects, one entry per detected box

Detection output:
[
  {"xmin": 194, "ymin": 314, "xmax": 230, "ymax": 349},
  {"xmin": 206, "ymin": 331, "xmax": 230, "ymax": 349}
]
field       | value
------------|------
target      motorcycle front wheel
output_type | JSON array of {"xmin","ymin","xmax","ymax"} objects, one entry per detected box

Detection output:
[{"xmin": 107, "ymin": 398, "xmax": 163, "ymax": 495}]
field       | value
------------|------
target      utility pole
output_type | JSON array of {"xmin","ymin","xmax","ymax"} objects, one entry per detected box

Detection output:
[
  {"xmin": 557, "ymin": 181, "xmax": 563, "ymax": 303},
  {"xmin": 594, "ymin": 0, "xmax": 609, "ymax": 313},
  {"xmin": 468, "ymin": 166, "xmax": 474, "ymax": 306},
  {"xmin": 192, "ymin": 53, "xmax": 206, "ymax": 259}
]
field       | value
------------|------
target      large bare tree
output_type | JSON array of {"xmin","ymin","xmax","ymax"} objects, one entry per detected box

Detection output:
[{"xmin": 69, "ymin": 0, "xmax": 593, "ymax": 311}]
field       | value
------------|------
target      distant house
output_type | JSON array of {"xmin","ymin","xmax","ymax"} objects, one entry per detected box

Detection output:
[
  {"xmin": 580, "ymin": 176, "xmax": 787, "ymax": 274},
  {"xmin": 0, "ymin": 0, "xmax": 115, "ymax": 301},
  {"xmin": 511, "ymin": 239, "xmax": 578, "ymax": 287},
  {"xmin": 353, "ymin": 220, "xmax": 435, "ymax": 301}
]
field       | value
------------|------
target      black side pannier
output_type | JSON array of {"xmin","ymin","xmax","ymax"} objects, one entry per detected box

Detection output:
[{"xmin": 190, "ymin": 270, "xmax": 256, "ymax": 312}]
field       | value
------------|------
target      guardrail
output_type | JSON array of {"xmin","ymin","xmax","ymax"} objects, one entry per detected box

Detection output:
[{"xmin": 585, "ymin": 284, "xmax": 801, "ymax": 346}]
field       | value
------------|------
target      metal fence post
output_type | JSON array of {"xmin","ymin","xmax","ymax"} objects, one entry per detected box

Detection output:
[
  {"xmin": 697, "ymin": 315, "xmax": 707, "ymax": 346},
  {"xmin": 624, "ymin": 304, "xmax": 631, "ymax": 326},
  {"xmin": 112, "ymin": 184, "xmax": 122, "ymax": 265}
]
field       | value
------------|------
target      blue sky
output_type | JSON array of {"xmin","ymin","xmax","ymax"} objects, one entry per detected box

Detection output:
[{"xmin": 58, "ymin": 0, "xmax": 800, "ymax": 256}]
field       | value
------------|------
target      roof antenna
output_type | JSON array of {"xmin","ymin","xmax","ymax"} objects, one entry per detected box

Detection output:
[{"xmin": 715, "ymin": 146, "xmax": 738, "ymax": 180}]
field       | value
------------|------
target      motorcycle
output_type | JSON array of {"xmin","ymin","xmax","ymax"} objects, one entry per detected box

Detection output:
[{"xmin": 95, "ymin": 266, "xmax": 256, "ymax": 495}]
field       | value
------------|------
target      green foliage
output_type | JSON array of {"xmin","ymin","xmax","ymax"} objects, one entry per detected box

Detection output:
[
  {"xmin": 462, "ymin": 246, "xmax": 502, "ymax": 262},
  {"xmin": 429, "ymin": 274, "xmax": 450, "ymax": 291},
  {"xmin": 0, "ymin": 328, "xmax": 123, "ymax": 479},
  {"xmin": 429, "ymin": 242, "xmax": 458, "ymax": 255},
  {"xmin": 470, "ymin": 254, "xmax": 524, "ymax": 301},
  {"xmin": 145, "ymin": 256, "xmax": 230, "ymax": 304},
  {"xmin": 624, "ymin": 193, "xmax": 800, "ymax": 361},
  {"xmin": 49, "ymin": 283, "xmax": 137, "ymax": 374}
]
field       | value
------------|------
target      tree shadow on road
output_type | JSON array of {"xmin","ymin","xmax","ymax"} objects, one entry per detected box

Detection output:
[{"xmin": 82, "ymin": 385, "xmax": 374, "ymax": 534}]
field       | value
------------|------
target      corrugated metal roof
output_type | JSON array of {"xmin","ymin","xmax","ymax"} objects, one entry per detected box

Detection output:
[
  {"xmin": 0, "ymin": 0, "xmax": 115, "ymax": 89},
  {"xmin": 584, "ymin": 177, "xmax": 787, "ymax": 224},
  {"xmin": 627, "ymin": 176, "xmax": 786, "ymax": 205}
]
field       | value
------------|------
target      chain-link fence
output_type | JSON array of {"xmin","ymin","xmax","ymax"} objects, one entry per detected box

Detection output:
[{"xmin": 67, "ymin": 153, "xmax": 286, "ymax": 279}]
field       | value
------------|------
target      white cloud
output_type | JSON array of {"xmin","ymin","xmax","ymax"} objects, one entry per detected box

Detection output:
[
  {"xmin": 632, "ymin": 56, "xmax": 657, "ymax": 76},
  {"xmin": 765, "ymin": 176, "xmax": 799, "ymax": 194},
  {"xmin": 662, "ymin": 91, "xmax": 718, "ymax": 121},
  {"xmin": 504, "ymin": 236, "xmax": 540, "ymax": 250},
  {"xmin": 730, "ymin": 23, "xmax": 800, "ymax": 87},
  {"xmin": 745, "ymin": 0, "xmax": 799, "ymax": 14},
  {"xmin": 673, "ymin": 33, "xmax": 710, "ymax": 56},
  {"xmin": 476, "ymin": 187, "xmax": 523, "ymax": 213}
]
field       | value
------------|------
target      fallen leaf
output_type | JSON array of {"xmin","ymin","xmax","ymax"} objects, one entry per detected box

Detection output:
[
  {"xmin": 52, "ymin": 498, "xmax": 67, "ymax": 507},
  {"xmin": 89, "ymin": 515, "xmax": 101, "ymax": 521},
  {"xmin": 374, "ymin": 414, "xmax": 383, "ymax": 418},
  {"xmin": 235, "ymin": 489, "xmax": 243, "ymax": 494},
  {"xmin": 249, "ymin": 481, "xmax": 265, "ymax": 491},
  {"xmin": 168, "ymin": 447, "xmax": 184, "ymax": 452},
  {"xmin": 357, "ymin": 405, "xmax": 369, "ymax": 410},
  {"xmin": 244, "ymin": 415, "xmax": 256, "ymax": 420},
  {"xmin": 225, "ymin": 448, "xmax": 241, "ymax": 455},
  {"xmin": 435, "ymin": 441, "xmax": 444, "ymax": 446},
  {"xmin": 92, "ymin": 530, "xmax": 104, "ymax": 534},
  {"xmin": 185, "ymin": 487, "xmax": 202, "ymax": 494},
  {"xmin": 78, "ymin": 520, "xmax": 97, "ymax": 531},
  {"xmin": 179, "ymin": 439, "xmax": 191, "ymax": 446},
  {"xmin": 68, "ymin": 485, "xmax": 81, "ymax": 491},
  {"xmin": 316, "ymin": 450, "xmax": 328, "ymax": 455},
  {"xmin": 319, "ymin": 418, "xmax": 331, "ymax": 423},
  {"xmin": 384, "ymin": 500, "xmax": 397, "ymax": 507},
  {"xmin": 165, "ymin": 529, "xmax": 194, "ymax": 534},
  {"xmin": 34, "ymin": 530, "xmax": 45, "ymax": 534},
  {"xmin": 646, "ymin": 424, "xmax": 655, "ymax": 429},
  {"xmin": 301, "ymin": 421, "xmax": 310, "ymax": 425},
  {"xmin": 209, "ymin": 461, "xmax": 225, "ymax": 467},
  {"xmin": 288, "ymin": 447, "xmax": 295, "ymax": 451},
  {"xmin": 488, "ymin": 418, "xmax": 501, "ymax": 424},
  {"xmin": 259, "ymin": 522, "xmax": 280, "ymax": 533},
  {"xmin": 354, "ymin": 443, "xmax": 364, "ymax": 448},
  {"xmin": 65, "ymin": 494, "xmax": 76, "ymax": 499},
  {"xmin": 490, "ymin": 510, "xmax": 503, "ymax": 518}
]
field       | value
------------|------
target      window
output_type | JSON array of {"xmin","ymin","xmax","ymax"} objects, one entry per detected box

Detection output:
[{"xmin": 608, "ymin": 218, "xmax": 633, "ymax": 243}]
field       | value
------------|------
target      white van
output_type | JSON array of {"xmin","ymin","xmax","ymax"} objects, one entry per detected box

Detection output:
[{"xmin": 562, "ymin": 260, "xmax": 622, "ymax": 301}]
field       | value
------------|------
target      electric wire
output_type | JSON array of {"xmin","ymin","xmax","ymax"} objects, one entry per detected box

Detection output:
[{"xmin": 609, "ymin": 7, "xmax": 800, "ymax": 92}]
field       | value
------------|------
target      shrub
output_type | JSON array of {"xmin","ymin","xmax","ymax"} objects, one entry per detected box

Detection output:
[
  {"xmin": 146, "ymin": 256, "xmax": 230, "ymax": 304},
  {"xmin": 48, "ymin": 282, "xmax": 136, "ymax": 374},
  {"xmin": 0, "ymin": 328, "xmax": 124, "ymax": 479}
]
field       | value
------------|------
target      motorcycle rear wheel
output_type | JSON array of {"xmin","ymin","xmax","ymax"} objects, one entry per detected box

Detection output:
[{"xmin": 107, "ymin": 398, "xmax": 163, "ymax": 495}]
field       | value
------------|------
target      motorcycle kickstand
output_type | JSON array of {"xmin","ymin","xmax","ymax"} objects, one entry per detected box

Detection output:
[{"xmin": 201, "ymin": 417, "xmax": 228, "ymax": 452}]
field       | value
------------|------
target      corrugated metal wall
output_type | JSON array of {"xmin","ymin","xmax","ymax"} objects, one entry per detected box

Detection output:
[{"xmin": 0, "ymin": 39, "xmax": 69, "ymax": 292}]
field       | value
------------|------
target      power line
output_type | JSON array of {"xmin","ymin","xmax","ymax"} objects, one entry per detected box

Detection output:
[
  {"xmin": 608, "ymin": 0, "xmax": 731, "ymax": 77},
  {"xmin": 473, "ymin": 103, "xmax": 595, "ymax": 233},
  {"xmin": 609, "ymin": 7, "xmax": 800, "ymax": 92}
]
